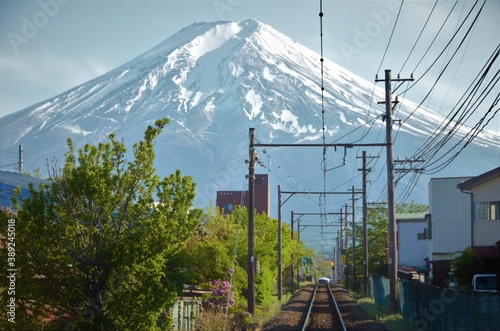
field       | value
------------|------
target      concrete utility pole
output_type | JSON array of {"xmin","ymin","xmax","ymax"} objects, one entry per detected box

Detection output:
[
  {"xmin": 376, "ymin": 69, "xmax": 414, "ymax": 312},
  {"xmin": 277, "ymin": 185, "xmax": 282, "ymax": 301},
  {"xmin": 247, "ymin": 128, "xmax": 256, "ymax": 314},
  {"xmin": 351, "ymin": 186, "xmax": 356, "ymax": 292},
  {"xmin": 291, "ymin": 210, "xmax": 295, "ymax": 292},
  {"xmin": 18, "ymin": 145, "xmax": 23, "ymax": 174},
  {"xmin": 247, "ymin": 129, "xmax": 386, "ymax": 305},
  {"xmin": 284, "ymin": 192, "xmax": 359, "ymax": 290},
  {"xmin": 357, "ymin": 151, "xmax": 379, "ymax": 295},
  {"xmin": 344, "ymin": 204, "xmax": 349, "ymax": 290},
  {"xmin": 360, "ymin": 151, "xmax": 368, "ymax": 295}
]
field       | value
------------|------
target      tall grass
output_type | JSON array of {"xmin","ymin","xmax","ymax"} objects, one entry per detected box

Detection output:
[{"xmin": 356, "ymin": 296, "xmax": 417, "ymax": 331}]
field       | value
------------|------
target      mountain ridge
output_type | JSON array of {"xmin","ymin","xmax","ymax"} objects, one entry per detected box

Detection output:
[{"xmin": 0, "ymin": 19, "xmax": 498, "ymax": 219}]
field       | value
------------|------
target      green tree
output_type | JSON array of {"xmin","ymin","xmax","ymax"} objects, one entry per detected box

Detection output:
[
  {"xmin": 0, "ymin": 119, "xmax": 202, "ymax": 330},
  {"xmin": 451, "ymin": 247, "xmax": 483, "ymax": 289},
  {"xmin": 346, "ymin": 202, "xmax": 428, "ymax": 288},
  {"xmin": 178, "ymin": 205, "xmax": 304, "ymax": 310}
]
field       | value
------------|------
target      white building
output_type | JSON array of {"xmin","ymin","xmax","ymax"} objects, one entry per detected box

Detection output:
[
  {"xmin": 427, "ymin": 176, "xmax": 472, "ymax": 286},
  {"xmin": 457, "ymin": 167, "xmax": 500, "ymax": 275},
  {"xmin": 396, "ymin": 213, "xmax": 428, "ymax": 268}
]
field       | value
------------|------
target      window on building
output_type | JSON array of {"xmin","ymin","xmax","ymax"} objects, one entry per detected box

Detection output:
[
  {"xmin": 223, "ymin": 204, "xmax": 234, "ymax": 212},
  {"xmin": 490, "ymin": 201, "xmax": 500, "ymax": 220},
  {"xmin": 474, "ymin": 201, "xmax": 500, "ymax": 221},
  {"xmin": 418, "ymin": 231, "xmax": 427, "ymax": 240}
]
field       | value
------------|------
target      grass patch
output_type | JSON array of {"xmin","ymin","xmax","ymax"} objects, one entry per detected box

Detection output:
[{"xmin": 356, "ymin": 296, "xmax": 417, "ymax": 331}]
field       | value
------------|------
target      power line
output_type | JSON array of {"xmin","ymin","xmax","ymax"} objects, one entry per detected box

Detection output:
[
  {"xmin": 376, "ymin": 0, "xmax": 405, "ymax": 74},
  {"xmin": 398, "ymin": 0, "xmax": 439, "ymax": 74}
]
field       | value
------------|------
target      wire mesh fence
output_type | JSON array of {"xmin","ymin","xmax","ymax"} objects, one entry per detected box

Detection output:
[{"xmin": 371, "ymin": 275, "xmax": 500, "ymax": 331}]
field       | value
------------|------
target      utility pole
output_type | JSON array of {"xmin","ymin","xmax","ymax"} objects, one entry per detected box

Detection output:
[
  {"xmin": 339, "ymin": 208, "xmax": 343, "ymax": 284},
  {"xmin": 18, "ymin": 145, "xmax": 23, "ymax": 174},
  {"xmin": 351, "ymin": 186, "xmax": 356, "ymax": 292},
  {"xmin": 344, "ymin": 203, "xmax": 349, "ymax": 290},
  {"xmin": 357, "ymin": 151, "xmax": 379, "ymax": 295},
  {"xmin": 277, "ymin": 185, "xmax": 282, "ymax": 301},
  {"xmin": 247, "ymin": 129, "xmax": 385, "ymax": 298},
  {"xmin": 291, "ymin": 210, "xmax": 295, "ymax": 292},
  {"xmin": 376, "ymin": 69, "xmax": 414, "ymax": 312},
  {"xmin": 247, "ymin": 128, "xmax": 256, "ymax": 314},
  {"xmin": 284, "ymin": 192, "xmax": 359, "ymax": 291}
]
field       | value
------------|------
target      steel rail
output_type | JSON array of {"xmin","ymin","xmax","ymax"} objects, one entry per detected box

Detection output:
[
  {"xmin": 301, "ymin": 283, "xmax": 319, "ymax": 331},
  {"xmin": 301, "ymin": 283, "xmax": 347, "ymax": 331},
  {"xmin": 326, "ymin": 284, "xmax": 347, "ymax": 331}
]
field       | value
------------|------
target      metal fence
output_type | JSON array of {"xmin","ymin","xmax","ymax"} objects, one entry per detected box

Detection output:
[
  {"xmin": 371, "ymin": 275, "xmax": 500, "ymax": 331},
  {"xmin": 171, "ymin": 298, "xmax": 202, "ymax": 331}
]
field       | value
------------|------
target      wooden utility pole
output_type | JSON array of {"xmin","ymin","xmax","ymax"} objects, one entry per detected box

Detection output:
[
  {"xmin": 376, "ymin": 69, "xmax": 413, "ymax": 311},
  {"xmin": 247, "ymin": 128, "xmax": 256, "ymax": 314}
]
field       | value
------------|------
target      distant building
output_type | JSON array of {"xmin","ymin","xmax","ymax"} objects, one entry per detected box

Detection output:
[
  {"xmin": 396, "ymin": 212, "xmax": 428, "ymax": 268},
  {"xmin": 216, "ymin": 174, "xmax": 270, "ymax": 216},
  {"xmin": 0, "ymin": 170, "xmax": 49, "ymax": 213}
]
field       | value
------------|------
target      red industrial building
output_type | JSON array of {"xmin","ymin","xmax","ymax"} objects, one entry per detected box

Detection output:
[{"xmin": 216, "ymin": 174, "xmax": 270, "ymax": 216}]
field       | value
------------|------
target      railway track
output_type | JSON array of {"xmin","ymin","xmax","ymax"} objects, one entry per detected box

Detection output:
[
  {"xmin": 301, "ymin": 283, "xmax": 347, "ymax": 331},
  {"xmin": 263, "ymin": 283, "xmax": 386, "ymax": 331}
]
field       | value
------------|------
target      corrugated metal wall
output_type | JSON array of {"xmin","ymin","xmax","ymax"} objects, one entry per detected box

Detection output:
[{"xmin": 428, "ymin": 177, "xmax": 472, "ymax": 259}]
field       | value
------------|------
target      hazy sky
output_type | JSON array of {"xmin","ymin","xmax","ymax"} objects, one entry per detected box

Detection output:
[{"xmin": 1, "ymin": 0, "xmax": 499, "ymax": 132}]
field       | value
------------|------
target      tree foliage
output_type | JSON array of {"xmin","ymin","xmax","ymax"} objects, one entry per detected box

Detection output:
[
  {"xmin": 177, "ymin": 205, "xmax": 304, "ymax": 309},
  {"xmin": 0, "ymin": 119, "xmax": 202, "ymax": 330},
  {"xmin": 346, "ymin": 202, "xmax": 428, "ymax": 287},
  {"xmin": 450, "ymin": 246, "xmax": 483, "ymax": 289}
]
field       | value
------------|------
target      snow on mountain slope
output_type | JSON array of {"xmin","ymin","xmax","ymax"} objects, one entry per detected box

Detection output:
[{"xmin": 0, "ymin": 19, "xmax": 498, "ymax": 225}]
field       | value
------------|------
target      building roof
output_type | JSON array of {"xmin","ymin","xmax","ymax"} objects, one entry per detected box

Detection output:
[
  {"xmin": 457, "ymin": 167, "xmax": 500, "ymax": 191},
  {"xmin": 396, "ymin": 212, "xmax": 427, "ymax": 222},
  {"xmin": 0, "ymin": 170, "xmax": 50, "ymax": 212}
]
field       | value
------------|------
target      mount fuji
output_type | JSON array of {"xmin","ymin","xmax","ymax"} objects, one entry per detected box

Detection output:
[{"xmin": 1, "ymin": 19, "xmax": 498, "ymax": 223}]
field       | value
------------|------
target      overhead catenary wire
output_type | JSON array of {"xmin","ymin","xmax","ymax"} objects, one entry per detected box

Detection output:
[{"xmin": 319, "ymin": 0, "xmax": 328, "ymax": 226}]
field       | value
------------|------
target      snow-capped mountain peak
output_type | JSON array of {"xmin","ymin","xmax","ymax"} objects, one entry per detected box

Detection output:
[{"xmin": 0, "ymin": 19, "xmax": 498, "ymax": 213}]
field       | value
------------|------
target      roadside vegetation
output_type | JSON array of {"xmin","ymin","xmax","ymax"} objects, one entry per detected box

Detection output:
[
  {"xmin": 0, "ymin": 118, "xmax": 305, "ymax": 330},
  {"xmin": 0, "ymin": 116, "xmax": 433, "ymax": 330},
  {"xmin": 354, "ymin": 294, "xmax": 417, "ymax": 331}
]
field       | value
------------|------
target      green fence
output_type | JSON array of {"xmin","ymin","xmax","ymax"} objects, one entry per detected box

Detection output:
[
  {"xmin": 371, "ymin": 275, "xmax": 500, "ymax": 331},
  {"xmin": 171, "ymin": 298, "xmax": 202, "ymax": 331}
]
